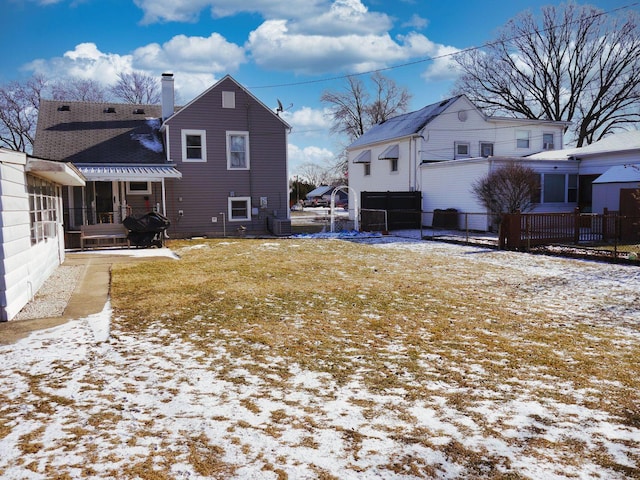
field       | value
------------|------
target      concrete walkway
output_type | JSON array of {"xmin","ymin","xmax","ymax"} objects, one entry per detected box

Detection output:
[{"xmin": 0, "ymin": 251, "xmax": 167, "ymax": 345}]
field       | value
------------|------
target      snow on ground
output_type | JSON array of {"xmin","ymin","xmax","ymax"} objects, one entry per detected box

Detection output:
[{"xmin": 1, "ymin": 236, "xmax": 638, "ymax": 479}]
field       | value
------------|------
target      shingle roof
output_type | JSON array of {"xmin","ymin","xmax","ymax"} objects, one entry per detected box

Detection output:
[
  {"xmin": 34, "ymin": 100, "xmax": 166, "ymax": 164},
  {"xmin": 348, "ymin": 95, "xmax": 463, "ymax": 148}
]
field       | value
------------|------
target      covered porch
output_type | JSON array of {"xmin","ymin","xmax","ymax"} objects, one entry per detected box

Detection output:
[{"xmin": 63, "ymin": 164, "xmax": 182, "ymax": 230}]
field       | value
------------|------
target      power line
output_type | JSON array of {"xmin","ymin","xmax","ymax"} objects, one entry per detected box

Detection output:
[{"xmin": 248, "ymin": 2, "xmax": 640, "ymax": 90}]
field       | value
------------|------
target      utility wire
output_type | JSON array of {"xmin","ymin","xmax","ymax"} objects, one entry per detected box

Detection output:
[{"xmin": 249, "ymin": 2, "xmax": 640, "ymax": 90}]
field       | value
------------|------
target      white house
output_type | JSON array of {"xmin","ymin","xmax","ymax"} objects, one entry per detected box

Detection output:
[
  {"xmin": 0, "ymin": 148, "xmax": 85, "ymax": 322},
  {"xmin": 347, "ymin": 95, "xmax": 570, "ymax": 230},
  {"xmin": 528, "ymin": 130, "xmax": 640, "ymax": 214}
]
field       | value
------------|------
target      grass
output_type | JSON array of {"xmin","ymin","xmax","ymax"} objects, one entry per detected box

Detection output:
[{"xmin": 3, "ymin": 238, "xmax": 639, "ymax": 478}]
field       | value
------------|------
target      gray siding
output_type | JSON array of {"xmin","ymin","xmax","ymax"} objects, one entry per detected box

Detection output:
[{"xmin": 164, "ymin": 78, "xmax": 288, "ymax": 237}]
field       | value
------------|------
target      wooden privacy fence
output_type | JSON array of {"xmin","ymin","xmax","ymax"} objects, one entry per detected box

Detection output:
[{"xmin": 500, "ymin": 208, "xmax": 639, "ymax": 250}]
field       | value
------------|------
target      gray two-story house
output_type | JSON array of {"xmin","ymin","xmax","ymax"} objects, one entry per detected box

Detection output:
[{"xmin": 33, "ymin": 74, "xmax": 291, "ymax": 239}]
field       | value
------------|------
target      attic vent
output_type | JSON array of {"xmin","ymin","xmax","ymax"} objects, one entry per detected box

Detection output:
[
  {"xmin": 133, "ymin": 108, "xmax": 145, "ymax": 114},
  {"xmin": 439, "ymin": 100, "xmax": 449, "ymax": 107},
  {"xmin": 57, "ymin": 105, "xmax": 70, "ymax": 111},
  {"xmin": 103, "ymin": 107, "xmax": 116, "ymax": 113}
]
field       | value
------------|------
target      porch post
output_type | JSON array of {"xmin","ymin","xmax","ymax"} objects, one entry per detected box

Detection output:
[{"xmin": 161, "ymin": 178, "xmax": 167, "ymax": 216}]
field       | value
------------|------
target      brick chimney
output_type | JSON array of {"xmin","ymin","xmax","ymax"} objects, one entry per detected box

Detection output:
[{"xmin": 161, "ymin": 73, "xmax": 174, "ymax": 121}]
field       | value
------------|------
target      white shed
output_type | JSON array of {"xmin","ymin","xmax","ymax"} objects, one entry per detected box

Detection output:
[{"xmin": 592, "ymin": 164, "xmax": 640, "ymax": 213}]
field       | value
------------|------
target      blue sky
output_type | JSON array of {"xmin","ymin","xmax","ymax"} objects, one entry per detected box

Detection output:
[{"xmin": 2, "ymin": 0, "xmax": 637, "ymax": 177}]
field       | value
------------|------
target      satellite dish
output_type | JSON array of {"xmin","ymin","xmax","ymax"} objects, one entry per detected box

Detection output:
[{"xmin": 275, "ymin": 99, "xmax": 292, "ymax": 116}]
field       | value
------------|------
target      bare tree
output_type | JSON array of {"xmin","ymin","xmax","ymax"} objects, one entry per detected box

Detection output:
[
  {"xmin": 110, "ymin": 72, "xmax": 161, "ymax": 104},
  {"xmin": 472, "ymin": 163, "xmax": 539, "ymax": 218},
  {"xmin": 321, "ymin": 72, "xmax": 411, "ymax": 142},
  {"xmin": 50, "ymin": 78, "xmax": 108, "ymax": 102},
  {"xmin": 453, "ymin": 3, "xmax": 640, "ymax": 146},
  {"xmin": 297, "ymin": 162, "xmax": 334, "ymax": 187},
  {"xmin": 367, "ymin": 72, "xmax": 412, "ymax": 126},
  {"xmin": 0, "ymin": 75, "xmax": 46, "ymax": 152}
]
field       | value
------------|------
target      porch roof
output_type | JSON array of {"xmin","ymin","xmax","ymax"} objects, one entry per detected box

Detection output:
[{"xmin": 76, "ymin": 164, "xmax": 182, "ymax": 181}]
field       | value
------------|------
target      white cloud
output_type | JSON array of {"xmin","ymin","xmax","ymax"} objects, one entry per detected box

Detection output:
[
  {"xmin": 293, "ymin": 0, "xmax": 392, "ymax": 36},
  {"xmin": 134, "ymin": 0, "xmax": 324, "ymax": 24},
  {"xmin": 282, "ymin": 106, "xmax": 332, "ymax": 133},
  {"xmin": 133, "ymin": 33, "xmax": 245, "ymax": 73},
  {"xmin": 23, "ymin": 37, "xmax": 245, "ymax": 102},
  {"xmin": 288, "ymin": 143, "xmax": 337, "ymax": 174},
  {"xmin": 26, "ymin": 43, "xmax": 132, "ymax": 85},
  {"xmin": 402, "ymin": 14, "xmax": 429, "ymax": 30},
  {"xmin": 247, "ymin": 20, "xmax": 433, "ymax": 74},
  {"xmin": 420, "ymin": 44, "xmax": 463, "ymax": 82}
]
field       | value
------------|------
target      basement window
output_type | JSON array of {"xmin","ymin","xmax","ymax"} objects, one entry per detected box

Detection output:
[{"xmin": 228, "ymin": 197, "xmax": 251, "ymax": 221}]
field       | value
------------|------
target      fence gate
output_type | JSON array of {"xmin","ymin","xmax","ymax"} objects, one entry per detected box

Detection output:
[{"xmin": 360, "ymin": 191, "xmax": 422, "ymax": 230}]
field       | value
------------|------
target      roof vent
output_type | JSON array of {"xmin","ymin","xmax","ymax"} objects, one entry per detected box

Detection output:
[
  {"xmin": 57, "ymin": 105, "xmax": 70, "ymax": 111},
  {"xmin": 439, "ymin": 99, "xmax": 449, "ymax": 107},
  {"xmin": 133, "ymin": 108, "xmax": 145, "ymax": 114},
  {"xmin": 103, "ymin": 107, "xmax": 116, "ymax": 113}
]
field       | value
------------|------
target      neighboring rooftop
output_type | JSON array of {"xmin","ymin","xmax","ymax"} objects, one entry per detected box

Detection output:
[
  {"xmin": 349, "ymin": 95, "xmax": 463, "ymax": 148},
  {"xmin": 528, "ymin": 130, "xmax": 640, "ymax": 160},
  {"xmin": 34, "ymin": 100, "xmax": 165, "ymax": 164}
]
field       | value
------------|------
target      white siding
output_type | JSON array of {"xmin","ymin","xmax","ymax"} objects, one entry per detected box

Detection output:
[
  {"xmin": 592, "ymin": 183, "xmax": 630, "ymax": 213},
  {"xmin": 421, "ymin": 159, "xmax": 491, "ymax": 230},
  {"xmin": 578, "ymin": 152, "xmax": 640, "ymax": 176},
  {"xmin": 0, "ymin": 150, "xmax": 65, "ymax": 321},
  {"xmin": 348, "ymin": 139, "xmax": 415, "ymax": 195}
]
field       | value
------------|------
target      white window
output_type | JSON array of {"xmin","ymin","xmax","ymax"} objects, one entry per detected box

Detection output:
[
  {"xmin": 182, "ymin": 129, "xmax": 206, "ymax": 162},
  {"xmin": 364, "ymin": 163, "xmax": 371, "ymax": 176},
  {"xmin": 228, "ymin": 197, "xmax": 251, "ymax": 221},
  {"xmin": 227, "ymin": 131, "xmax": 250, "ymax": 170},
  {"xmin": 543, "ymin": 133, "xmax": 555, "ymax": 150},
  {"xmin": 126, "ymin": 181, "xmax": 152, "ymax": 195},
  {"xmin": 28, "ymin": 176, "xmax": 59, "ymax": 245},
  {"xmin": 455, "ymin": 142, "xmax": 470, "ymax": 157},
  {"xmin": 390, "ymin": 159, "xmax": 399, "ymax": 172},
  {"xmin": 516, "ymin": 130, "xmax": 530, "ymax": 149},
  {"xmin": 222, "ymin": 91, "xmax": 235, "ymax": 109}
]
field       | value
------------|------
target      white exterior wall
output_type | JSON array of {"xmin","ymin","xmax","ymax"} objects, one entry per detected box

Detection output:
[
  {"xmin": 420, "ymin": 97, "xmax": 566, "ymax": 161},
  {"xmin": 0, "ymin": 150, "xmax": 65, "ymax": 321},
  {"xmin": 592, "ymin": 182, "xmax": 633, "ymax": 213},
  {"xmin": 578, "ymin": 152, "xmax": 639, "ymax": 176},
  {"xmin": 421, "ymin": 159, "xmax": 492, "ymax": 231},
  {"xmin": 348, "ymin": 138, "xmax": 414, "ymax": 196}
]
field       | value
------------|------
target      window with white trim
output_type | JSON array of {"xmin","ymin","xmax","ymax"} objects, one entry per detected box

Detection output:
[
  {"xmin": 182, "ymin": 130, "xmax": 206, "ymax": 162},
  {"xmin": 390, "ymin": 159, "xmax": 398, "ymax": 172},
  {"xmin": 516, "ymin": 130, "xmax": 530, "ymax": 149},
  {"xmin": 228, "ymin": 197, "xmax": 251, "ymax": 221},
  {"xmin": 227, "ymin": 131, "xmax": 250, "ymax": 170},
  {"xmin": 537, "ymin": 173, "xmax": 578, "ymax": 203},
  {"xmin": 126, "ymin": 181, "xmax": 152, "ymax": 195},
  {"xmin": 455, "ymin": 142, "xmax": 470, "ymax": 157},
  {"xmin": 364, "ymin": 163, "xmax": 371, "ymax": 176},
  {"xmin": 543, "ymin": 133, "xmax": 555, "ymax": 150},
  {"xmin": 28, "ymin": 176, "xmax": 59, "ymax": 245}
]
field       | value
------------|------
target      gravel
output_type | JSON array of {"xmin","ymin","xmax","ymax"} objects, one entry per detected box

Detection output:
[{"xmin": 14, "ymin": 265, "xmax": 84, "ymax": 321}]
